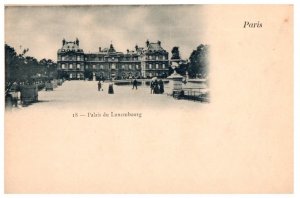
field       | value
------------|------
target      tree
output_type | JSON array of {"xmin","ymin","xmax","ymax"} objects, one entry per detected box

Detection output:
[
  {"xmin": 84, "ymin": 69, "xmax": 93, "ymax": 80},
  {"xmin": 188, "ymin": 44, "xmax": 209, "ymax": 78},
  {"xmin": 39, "ymin": 59, "xmax": 57, "ymax": 79},
  {"xmin": 5, "ymin": 44, "xmax": 58, "ymax": 84},
  {"xmin": 5, "ymin": 44, "xmax": 30, "ymax": 82},
  {"xmin": 5, "ymin": 44, "xmax": 18, "ymax": 82},
  {"xmin": 175, "ymin": 61, "xmax": 189, "ymax": 76}
]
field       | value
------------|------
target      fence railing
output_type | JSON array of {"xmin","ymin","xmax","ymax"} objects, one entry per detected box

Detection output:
[{"xmin": 172, "ymin": 88, "xmax": 209, "ymax": 102}]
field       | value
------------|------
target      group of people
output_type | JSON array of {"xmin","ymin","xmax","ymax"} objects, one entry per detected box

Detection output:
[
  {"xmin": 97, "ymin": 78, "xmax": 165, "ymax": 94},
  {"xmin": 150, "ymin": 79, "xmax": 164, "ymax": 94},
  {"xmin": 98, "ymin": 80, "xmax": 114, "ymax": 94}
]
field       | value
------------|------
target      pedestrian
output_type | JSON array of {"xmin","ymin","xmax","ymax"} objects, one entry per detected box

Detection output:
[
  {"xmin": 150, "ymin": 80, "xmax": 154, "ymax": 94},
  {"xmin": 132, "ymin": 79, "xmax": 138, "ymax": 90},
  {"xmin": 98, "ymin": 81, "xmax": 102, "ymax": 91},
  {"xmin": 153, "ymin": 80, "xmax": 159, "ymax": 94},
  {"xmin": 5, "ymin": 93, "xmax": 13, "ymax": 110},
  {"xmin": 108, "ymin": 83, "xmax": 114, "ymax": 94},
  {"xmin": 158, "ymin": 79, "xmax": 164, "ymax": 94},
  {"xmin": 11, "ymin": 90, "xmax": 18, "ymax": 107}
]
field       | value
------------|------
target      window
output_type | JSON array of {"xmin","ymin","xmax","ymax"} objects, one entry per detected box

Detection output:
[
  {"xmin": 136, "ymin": 65, "xmax": 139, "ymax": 69},
  {"xmin": 156, "ymin": 64, "xmax": 159, "ymax": 69},
  {"xmin": 62, "ymin": 64, "xmax": 65, "ymax": 69},
  {"xmin": 129, "ymin": 65, "xmax": 132, "ymax": 69},
  {"xmin": 111, "ymin": 63, "xmax": 116, "ymax": 69},
  {"xmin": 122, "ymin": 65, "xmax": 125, "ymax": 69},
  {"xmin": 149, "ymin": 55, "xmax": 152, "ymax": 60},
  {"xmin": 77, "ymin": 56, "xmax": 80, "ymax": 61},
  {"xmin": 149, "ymin": 64, "xmax": 152, "ymax": 69},
  {"xmin": 69, "ymin": 64, "xmax": 73, "ymax": 69},
  {"xmin": 62, "ymin": 56, "xmax": 65, "ymax": 61},
  {"xmin": 77, "ymin": 64, "xmax": 80, "ymax": 69},
  {"xmin": 100, "ymin": 65, "xmax": 104, "ymax": 69},
  {"xmin": 163, "ymin": 56, "xmax": 166, "ymax": 60},
  {"xmin": 93, "ymin": 65, "xmax": 96, "ymax": 69},
  {"xmin": 156, "ymin": 56, "xmax": 159, "ymax": 60},
  {"xmin": 77, "ymin": 73, "xmax": 80, "ymax": 78},
  {"xmin": 162, "ymin": 64, "xmax": 165, "ymax": 69}
]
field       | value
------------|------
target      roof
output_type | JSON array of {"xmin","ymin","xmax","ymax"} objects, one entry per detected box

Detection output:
[
  {"xmin": 126, "ymin": 50, "xmax": 138, "ymax": 55},
  {"xmin": 147, "ymin": 43, "xmax": 164, "ymax": 51},
  {"xmin": 58, "ymin": 41, "xmax": 83, "ymax": 53},
  {"xmin": 136, "ymin": 47, "xmax": 144, "ymax": 54}
]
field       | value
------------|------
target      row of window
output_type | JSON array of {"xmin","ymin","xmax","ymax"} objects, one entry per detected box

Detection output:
[
  {"xmin": 146, "ymin": 72, "xmax": 167, "ymax": 77},
  {"xmin": 86, "ymin": 57, "xmax": 140, "ymax": 61},
  {"xmin": 69, "ymin": 73, "xmax": 84, "ymax": 79},
  {"xmin": 61, "ymin": 63, "xmax": 83, "ymax": 69},
  {"xmin": 61, "ymin": 63, "xmax": 142, "ymax": 70},
  {"xmin": 60, "ymin": 55, "xmax": 84, "ymax": 61},
  {"xmin": 87, "ymin": 64, "xmax": 141, "ymax": 70},
  {"xmin": 61, "ymin": 63, "xmax": 168, "ymax": 70},
  {"xmin": 59, "ymin": 55, "xmax": 167, "ymax": 61},
  {"xmin": 147, "ymin": 55, "xmax": 167, "ymax": 60},
  {"xmin": 146, "ymin": 63, "xmax": 166, "ymax": 69}
]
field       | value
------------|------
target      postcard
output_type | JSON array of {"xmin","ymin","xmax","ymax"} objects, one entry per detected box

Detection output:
[{"xmin": 4, "ymin": 4, "xmax": 293, "ymax": 193}]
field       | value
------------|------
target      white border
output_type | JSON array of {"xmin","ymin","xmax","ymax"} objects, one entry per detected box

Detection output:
[{"xmin": 1, "ymin": 1, "xmax": 298, "ymax": 198}]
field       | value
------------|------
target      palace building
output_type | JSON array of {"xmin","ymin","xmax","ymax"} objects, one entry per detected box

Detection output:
[{"xmin": 57, "ymin": 39, "xmax": 169, "ymax": 80}]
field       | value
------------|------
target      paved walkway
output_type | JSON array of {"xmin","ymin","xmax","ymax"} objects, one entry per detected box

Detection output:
[{"xmin": 8, "ymin": 80, "xmax": 204, "ymax": 112}]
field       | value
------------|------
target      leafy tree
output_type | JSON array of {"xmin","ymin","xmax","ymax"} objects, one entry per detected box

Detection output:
[
  {"xmin": 168, "ymin": 66, "xmax": 174, "ymax": 76},
  {"xmin": 5, "ymin": 44, "xmax": 58, "ymax": 85},
  {"xmin": 5, "ymin": 44, "xmax": 18, "ymax": 82},
  {"xmin": 175, "ymin": 61, "xmax": 189, "ymax": 76},
  {"xmin": 39, "ymin": 59, "xmax": 57, "ymax": 79},
  {"xmin": 57, "ymin": 70, "xmax": 69, "ymax": 79},
  {"xmin": 188, "ymin": 44, "xmax": 209, "ymax": 78},
  {"xmin": 84, "ymin": 69, "xmax": 93, "ymax": 80}
]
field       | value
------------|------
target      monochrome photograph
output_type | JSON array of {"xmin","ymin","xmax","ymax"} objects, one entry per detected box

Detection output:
[{"xmin": 5, "ymin": 5, "xmax": 209, "ymax": 113}]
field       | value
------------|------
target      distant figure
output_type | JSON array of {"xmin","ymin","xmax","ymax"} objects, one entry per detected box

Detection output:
[
  {"xmin": 5, "ymin": 93, "xmax": 13, "ymax": 110},
  {"xmin": 150, "ymin": 81, "xmax": 154, "ymax": 94},
  {"xmin": 108, "ymin": 83, "xmax": 114, "ymax": 94},
  {"xmin": 132, "ymin": 79, "xmax": 138, "ymax": 90},
  {"xmin": 158, "ymin": 79, "xmax": 164, "ymax": 94},
  {"xmin": 153, "ymin": 80, "xmax": 159, "ymax": 94},
  {"xmin": 98, "ymin": 81, "xmax": 102, "ymax": 91},
  {"xmin": 11, "ymin": 91, "xmax": 18, "ymax": 107}
]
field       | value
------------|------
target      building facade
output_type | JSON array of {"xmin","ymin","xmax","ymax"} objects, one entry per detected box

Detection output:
[
  {"xmin": 57, "ymin": 38, "xmax": 85, "ymax": 80},
  {"xmin": 57, "ymin": 39, "xmax": 169, "ymax": 80}
]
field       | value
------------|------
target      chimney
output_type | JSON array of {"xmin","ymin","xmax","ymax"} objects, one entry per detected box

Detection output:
[
  {"xmin": 62, "ymin": 38, "xmax": 66, "ymax": 46},
  {"xmin": 76, "ymin": 38, "xmax": 79, "ymax": 46},
  {"xmin": 99, "ymin": 47, "xmax": 101, "ymax": 52},
  {"xmin": 146, "ymin": 40, "xmax": 149, "ymax": 47},
  {"xmin": 127, "ymin": 49, "xmax": 129, "ymax": 53},
  {"xmin": 135, "ymin": 45, "xmax": 138, "ymax": 51},
  {"xmin": 158, "ymin": 40, "xmax": 161, "ymax": 46}
]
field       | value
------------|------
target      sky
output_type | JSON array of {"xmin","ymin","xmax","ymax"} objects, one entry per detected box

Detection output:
[{"xmin": 5, "ymin": 5, "xmax": 207, "ymax": 61}]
